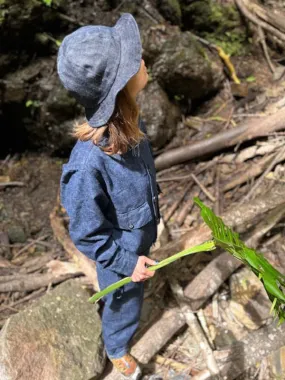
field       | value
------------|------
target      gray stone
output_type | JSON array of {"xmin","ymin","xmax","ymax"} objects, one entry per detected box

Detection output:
[
  {"xmin": 142, "ymin": 24, "xmax": 181, "ymax": 65},
  {"xmin": 151, "ymin": 31, "xmax": 224, "ymax": 100},
  {"xmin": 137, "ymin": 81, "xmax": 181, "ymax": 149},
  {"xmin": 7, "ymin": 224, "xmax": 26, "ymax": 243},
  {"xmin": 0, "ymin": 279, "xmax": 105, "ymax": 380}
]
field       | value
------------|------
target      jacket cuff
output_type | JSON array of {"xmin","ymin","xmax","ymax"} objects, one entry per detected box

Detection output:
[{"xmin": 111, "ymin": 248, "xmax": 139, "ymax": 277}]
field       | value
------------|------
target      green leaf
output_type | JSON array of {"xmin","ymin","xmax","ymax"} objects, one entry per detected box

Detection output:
[
  {"xmin": 42, "ymin": 0, "xmax": 52, "ymax": 6},
  {"xmin": 246, "ymin": 75, "xmax": 256, "ymax": 82},
  {"xmin": 270, "ymin": 297, "xmax": 277, "ymax": 315},
  {"xmin": 25, "ymin": 100, "xmax": 33, "ymax": 107},
  {"xmin": 194, "ymin": 197, "xmax": 285, "ymax": 324},
  {"xmin": 88, "ymin": 240, "xmax": 215, "ymax": 304}
]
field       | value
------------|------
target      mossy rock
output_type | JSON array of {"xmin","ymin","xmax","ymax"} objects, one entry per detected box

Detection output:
[
  {"xmin": 157, "ymin": 0, "xmax": 182, "ymax": 25},
  {"xmin": 0, "ymin": 279, "xmax": 106, "ymax": 380},
  {"xmin": 152, "ymin": 31, "xmax": 224, "ymax": 100},
  {"xmin": 0, "ymin": 0, "xmax": 63, "ymax": 49},
  {"xmin": 181, "ymin": 0, "xmax": 249, "ymax": 56}
]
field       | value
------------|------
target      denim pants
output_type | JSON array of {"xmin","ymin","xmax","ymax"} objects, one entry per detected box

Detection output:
[{"xmin": 96, "ymin": 255, "xmax": 146, "ymax": 359}]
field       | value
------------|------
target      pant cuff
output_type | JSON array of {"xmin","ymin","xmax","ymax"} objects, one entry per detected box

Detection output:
[{"xmin": 106, "ymin": 346, "xmax": 129, "ymax": 360}]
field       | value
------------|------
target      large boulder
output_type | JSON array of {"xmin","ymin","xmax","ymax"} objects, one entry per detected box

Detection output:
[
  {"xmin": 0, "ymin": 279, "xmax": 106, "ymax": 380},
  {"xmin": 137, "ymin": 81, "xmax": 181, "ymax": 149},
  {"xmin": 141, "ymin": 24, "xmax": 181, "ymax": 65},
  {"xmin": 151, "ymin": 30, "xmax": 225, "ymax": 100}
]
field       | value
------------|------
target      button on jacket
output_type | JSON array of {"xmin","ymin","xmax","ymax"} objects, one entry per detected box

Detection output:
[{"xmin": 60, "ymin": 117, "xmax": 160, "ymax": 277}]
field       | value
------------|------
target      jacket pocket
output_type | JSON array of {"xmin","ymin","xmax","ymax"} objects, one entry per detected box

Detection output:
[{"xmin": 113, "ymin": 201, "xmax": 153, "ymax": 230}]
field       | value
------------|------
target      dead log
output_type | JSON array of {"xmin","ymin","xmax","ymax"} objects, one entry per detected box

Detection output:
[
  {"xmin": 0, "ymin": 271, "xmax": 82, "ymax": 293},
  {"xmin": 222, "ymin": 153, "xmax": 275, "ymax": 192},
  {"xmin": 50, "ymin": 203, "xmax": 100, "ymax": 291},
  {"xmin": 155, "ymin": 107, "xmax": 285, "ymax": 171}
]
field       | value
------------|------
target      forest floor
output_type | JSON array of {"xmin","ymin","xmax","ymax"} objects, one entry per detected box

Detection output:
[{"xmin": 1, "ymin": 52, "xmax": 285, "ymax": 380}]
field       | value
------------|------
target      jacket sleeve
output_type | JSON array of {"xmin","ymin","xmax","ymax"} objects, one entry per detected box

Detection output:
[{"xmin": 60, "ymin": 168, "xmax": 138, "ymax": 277}]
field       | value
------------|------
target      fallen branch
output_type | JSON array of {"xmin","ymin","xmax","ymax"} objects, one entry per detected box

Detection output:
[
  {"xmin": 170, "ymin": 280, "xmax": 220, "ymax": 378},
  {"xmin": 155, "ymin": 107, "xmax": 285, "ymax": 171},
  {"xmin": 164, "ymin": 181, "xmax": 192, "ymax": 222},
  {"xmin": 235, "ymin": 0, "xmax": 285, "ymax": 46},
  {"xmin": 50, "ymin": 201, "xmax": 99, "ymax": 291},
  {"xmin": 0, "ymin": 271, "xmax": 82, "ymax": 293},
  {"xmin": 240, "ymin": 145, "xmax": 285, "ymax": 203},
  {"xmin": 0, "ymin": 181, "xmax": 24, "ymax": 188}
]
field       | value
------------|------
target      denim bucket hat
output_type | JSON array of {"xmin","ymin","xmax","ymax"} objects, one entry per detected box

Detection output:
[{"xmin": 57, "ymin": 13, "xmax": 142, "ymax": 128}]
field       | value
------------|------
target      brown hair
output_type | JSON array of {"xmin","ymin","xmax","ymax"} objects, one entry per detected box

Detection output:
[{"xmin": 72, "ymin": 87, "xmax": 145, "ymax": 155}]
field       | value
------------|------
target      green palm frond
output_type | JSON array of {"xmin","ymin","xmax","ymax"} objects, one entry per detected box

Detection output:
[
  {"xmin": 194, "ymin": 197, "xmax": 285, "ymax": 325},
  {"xmin": 88, "ymin": 240, "xmax": 215, "ymax": 304}
]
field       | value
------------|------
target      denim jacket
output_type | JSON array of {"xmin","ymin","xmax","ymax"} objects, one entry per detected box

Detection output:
[{"xmin": 60, "ymin": 117, "xmax": 161, "ymax": 277}]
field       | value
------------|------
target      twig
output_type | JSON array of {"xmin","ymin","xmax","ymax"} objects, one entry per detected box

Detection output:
[
  {"xmin": 240, "ymin": 146, "xmax": 285, "ymax": 203},
  {"xmin": 257, "ymin": 26, "xmax": 275, "ymax": 73},
  {"xmin": 164, "ymin": 182, "xmax": 192, "ymax": 222},
  {"xmin": 235, "ymin": 0, "xmax": 285, "ymax": 43},
  {"xmin": 176, "ymin": 190, "xmax": 200, "ymax": 226},
  {"xmin": 197, "ymin": 309, "xmax": 215, "ymax": 350},
  {"xmin": 169, "ymin": 280, "xmax": 220, "ymax": 379},
  {"xmin": 137, "ymin": 4, "xmax": 160, "ymax": 24},
  {"xmin": 191, "ymin": 174, "xmax": 216, "ymax": 203},
  {"xmin": 13, "ymin": 235, "xmax": 50, "ymax": 259},
  {"xmin": 157, "ymin": 174, "xmax": 192, "ymax": 182},
  {"xmin": 154, "ymin": 355, "xmax": 189, "ymax": 372},
  {"xmin": 0, "ymin": 287, "xmax": 46, "ymax": 312},
  {"xmin": 0, "ymin": 181, "xmax": 24, "ymax": 188},
  {"xmin": 57, "ymin": 12, "xmax": 84, "ymax": 26}
]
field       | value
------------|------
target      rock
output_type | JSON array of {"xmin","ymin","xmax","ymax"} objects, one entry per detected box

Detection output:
[
  {"xmin": 137, "ymin": 81, "xmax": 181, "ymax": 149},
  {"xmin": 142, "ymin": 24, "xmax": 181, "ymax": 65},
  {"xmin": 0, "ymin": 279, "xmax": 106, "ymax": 380},
  {"xmin": 0, "ymin": 0, "xmax": 63, "ymax": 51},
  {"xmin": 156, "ymin": 0, "xmax": 182, "ymax": 25},
  {"xmin": 268, "ymin": 346, "xmax": 285, "ymax": 380},
  {"xmin": 180, "ymin": 0, "xmax": 248, "ymax": 57},
  {"xmin": 7, "ymin": 224, "xmax": 26, "ymax": 243},
  {"xmin": 151, "ymin": 31, "xmax": 224, "ymax": 101}
]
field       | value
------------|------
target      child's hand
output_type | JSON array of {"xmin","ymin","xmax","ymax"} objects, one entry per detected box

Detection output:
[{"xmin": 131, "ymin": 256, "xmax": 157, "ymax": 282}]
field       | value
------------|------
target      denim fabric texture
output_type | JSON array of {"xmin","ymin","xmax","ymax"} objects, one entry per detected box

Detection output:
[
  {"xmin": 96, "ymin": 258, "xmax": 145, "ymax": 359},
  {"xmin": 60, "ymin": 117, "xmax": 160, "ymax": 357},
  {"xmin": 60, "ymin": 117, "xmax": 160, "ymax": 278},
  {"xmin": 57, "ymin": 13, "xmax": 142, "ymax": 128}
]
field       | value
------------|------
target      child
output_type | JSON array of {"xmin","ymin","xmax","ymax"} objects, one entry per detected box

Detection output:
[{"xmin": 57, "ymin": 13, "xmax": 161, "ymax": 380}]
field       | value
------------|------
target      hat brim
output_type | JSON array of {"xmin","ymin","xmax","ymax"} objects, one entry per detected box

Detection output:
[{"xmin": 85, "ymin": 13, "xmax": 142, "ymax": 128}]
